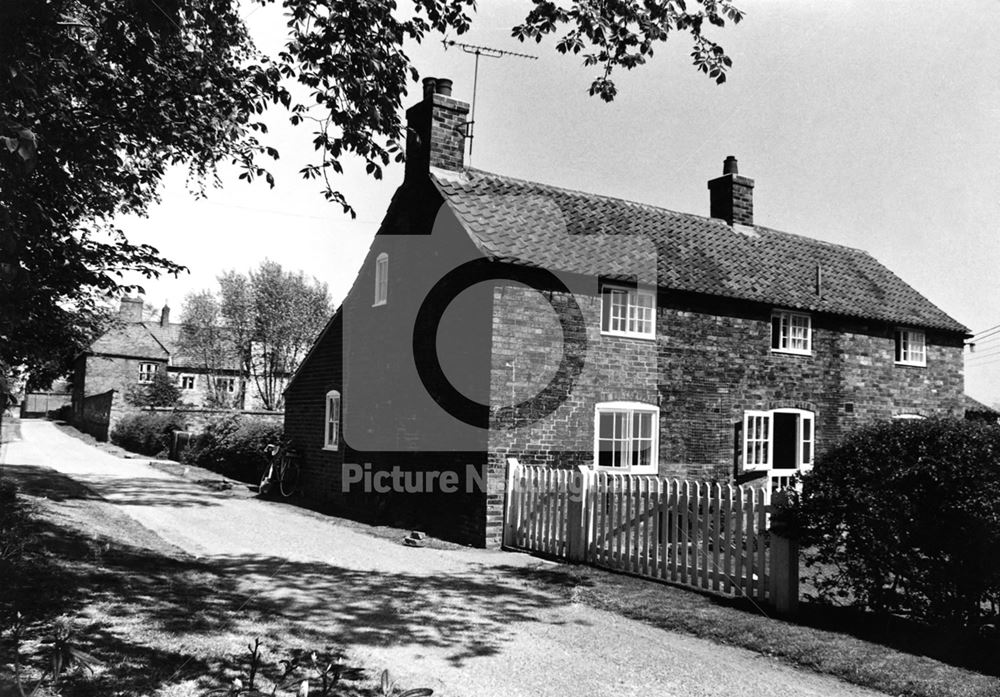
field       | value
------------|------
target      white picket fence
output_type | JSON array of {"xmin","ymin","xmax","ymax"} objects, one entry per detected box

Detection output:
[{"xmin": 504, "ymin": 461, "xmax": 798, "ymax": 610}]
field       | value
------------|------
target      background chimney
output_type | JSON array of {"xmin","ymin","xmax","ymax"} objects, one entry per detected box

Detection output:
[
  {"xmin": 160, "ymin": 304, "xmax": 170, "ymax": 327},
  {"xmin": 708, "ymin": 156, "xmax": 754, "ymax": 226},
  {"xmin": 118, "ymin": 296, "xmax": 143, "ymax": 323},
  {"xmin": 405, "ymin": 76, "xmax": 469, "ymax": 179}
]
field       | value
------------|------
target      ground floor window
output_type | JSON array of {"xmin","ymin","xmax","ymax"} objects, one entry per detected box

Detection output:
[
  {"xmin": 594, "ymin": 401, "xmax": 658, "ymax": 474},
  {"xmin": 741, "ymin": 408, "xmax": 814, "ymax": 472},
  {"xmin": 179, "ymin": 375, "xmax": 196, "ymax": 391}
]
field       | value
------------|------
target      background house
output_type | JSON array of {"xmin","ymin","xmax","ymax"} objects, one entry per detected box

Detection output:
[
  {"xmin": 70, "ymin": 297, "xmax": 286, "ymax": 439},
  {"xmin": 284, "ymin": 77, "xmax": 968, "ymax": 547}
]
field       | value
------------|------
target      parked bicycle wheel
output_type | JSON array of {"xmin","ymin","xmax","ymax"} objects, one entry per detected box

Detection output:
[
  {"xmin": 258, "ymin": 462, "xmax": 275, "ymax": 497},
  {"xmin": 279, "ymin": 452, "xmax": 299, "ymax": 497}
]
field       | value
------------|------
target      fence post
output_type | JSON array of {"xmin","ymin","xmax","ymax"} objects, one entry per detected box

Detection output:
[
  {"xmin": 566, "ymin": 466, "xmax": 591, "ymax": 562},
  {"xmin": 503, "ymin": 458, "xmax": 520, "ymax": 548},
  {"xmin": 768, "ymin": 531, "xmax": 799, "ymax": 615}
]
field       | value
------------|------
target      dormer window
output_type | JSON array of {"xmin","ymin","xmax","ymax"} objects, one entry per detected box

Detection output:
[
  {"xmin": 895, "ymin": 329, "xmax": 926, "ymax": 366},
  {"xmin": 771, "ymin": 310, "xmax": 811, "ymax": 355},
  {"xmin": 373, "ymin": 252, "xmax": 388, "ymax": 306},
  {"xmin": 600, "ymin": 284, "xmax": 655, "ymax": 339}
]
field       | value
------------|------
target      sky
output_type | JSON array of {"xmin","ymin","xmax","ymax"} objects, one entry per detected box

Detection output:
[{"xmin": 115, "ymin": 0, "xmax": 1000, "ymax": 404}]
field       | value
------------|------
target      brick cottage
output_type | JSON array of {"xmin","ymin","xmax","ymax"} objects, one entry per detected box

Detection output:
[{"xmin": 284, "ymin": 77, "xmax": 968, "ymax": 547}]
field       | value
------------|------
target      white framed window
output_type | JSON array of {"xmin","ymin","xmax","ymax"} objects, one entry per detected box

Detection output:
[
  {"xmin": 324, "ymin": 390, "xmax": 341, "ymax": 450},
  {"xmin": 600, "ymin": 285, "xmax": 656, "ymax": 339},
  {"xmin": 215, "ymin": 377, "xmax": 237, "ymax": 394},
  {"xmin": 138, "ymin": 362, "xmax": 158, "ymax": 383},
  {"xmin": 771, "ymin": 311, "xmax": 812, "ymax": 354},
  {"xmin": 373, "ymin": 252, "xmax": 388, "ymax": 306},
  {"xmin": 594, "ymin": 401, "xmax": 658, "ymax": 474},
  {"xmin": 895, "ymin": 329, "xmax": 926, "ymax": 366},
  {"xmin": 741, "ymin": 408, "xmax": 814, "ymax": 472},
  {"xmin": 179, "ymin": 375, "xmax": 196, "ymax": 391}
]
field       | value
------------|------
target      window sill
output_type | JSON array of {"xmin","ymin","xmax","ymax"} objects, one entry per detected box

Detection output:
[
  {"xmin": 770, "ymin": 348, "xmax": 812, "ymax": 356},
  {"xmin": 600, "ymin": 329, "xmax": 656, "ymax": 342},
  {"xmin": 322, "ymin": 445, "xmax": 339, "ymax": 452},
  {"xmin": 372, "ymin": 300, "xmax": 386, "ymax": 308},
  {"xmin": 894, "ymin": 360, "xmax": 926, "ymax": 367},
  {"xmin": 594, "ymin": 466, "xmax": 658, "ymax": 476}
]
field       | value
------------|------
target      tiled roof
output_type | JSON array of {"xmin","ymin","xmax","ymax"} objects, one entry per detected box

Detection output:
[
  {"xmin": 89, "ymin": 322, "xmax": 240, "ymax": 370},
  {"xmin": 431, "ymin": 168, "xmax": 968, "ymax": 334},
  {"xmin": 89, "ymin": 323, "xmax": 169, "ymax": 359}
]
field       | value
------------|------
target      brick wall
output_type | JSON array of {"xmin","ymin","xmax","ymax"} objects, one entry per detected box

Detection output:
[{"xmin": 488, "ymin": 284, "xmax": 965, "ymax": 500}]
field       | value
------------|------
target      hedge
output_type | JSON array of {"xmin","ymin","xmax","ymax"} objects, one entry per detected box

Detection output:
[
  {"xmin": 110, "ymin": 412, "xmax": 186, "ymax": 457},
  {"xmin": 181, "ymin": 414, "xmax": 282, "ymax": 483},
  {"xmin": 799, "ymin": 417, "xmax": 1000, "ymax": 629}
]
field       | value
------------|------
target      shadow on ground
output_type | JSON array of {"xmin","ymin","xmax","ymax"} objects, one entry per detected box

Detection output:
[{"xmin": 1, "ymin": 466, "xmax": 569, "ymax": 695}]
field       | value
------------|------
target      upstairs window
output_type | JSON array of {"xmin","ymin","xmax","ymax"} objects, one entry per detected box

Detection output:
[
  {"xmin": 138, "ymin": 362, "xmax": 158, "ymax": 383},
  {"xmin": 373, "ymin": 252, "xmax": 388, "ymax": 306},
  {"xmin": 771, "ymin": 311, "xmax": 812, "ymax": 355},
  {"xmin": 895, "ymin": 329, "xmax": 926, "ymax": 366},
  {"xmin": 324, "ymin": 390, "xmax": 341, "ymax": 450},
  {"xmin": 600, "ymin": 285, "xmax": 655, "ymax": 339},
  {"xmin": 180, "ymin": 375, "xmax": 196, "ymax": 391},
  {"xmin": 594, "ymin": 401, "xmax": 658, "ymax": 474}
]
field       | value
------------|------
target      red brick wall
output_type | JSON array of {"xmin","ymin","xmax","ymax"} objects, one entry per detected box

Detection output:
[{"xmin": 488, "ymin": 284, "xmax": 965, "ymax": 492}]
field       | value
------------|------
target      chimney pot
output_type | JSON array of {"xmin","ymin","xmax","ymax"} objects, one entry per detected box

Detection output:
[
  {"xmin": 160, "ymin": 304, "xmax": 170, "ymax": 327},
  {"xmin": 723, "ymin": 155, "xmax": 739, "ymax": 175},
  {"xmin": 435, "ymin": 78, "xmax": 453, "ymax": 96},
  {"xmin": 422, "ymin": 77, "xmax": 437, "ymax": 100}
]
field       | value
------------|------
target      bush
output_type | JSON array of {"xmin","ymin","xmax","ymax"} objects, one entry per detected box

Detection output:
[
  {"xmin": 799, "ymin": 417, "xmax": 1000, "ymax": 629},
  {"xmin": 110, "ymin": 411, "xmax": 186, "ymax": 456},
  {"xmin": 181, "ymin": 414, "xmax": 282, "ymax": 482}
]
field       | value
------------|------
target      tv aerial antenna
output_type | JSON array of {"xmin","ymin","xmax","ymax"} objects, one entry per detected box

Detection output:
[{"xmin": 442, "ymin": 39, "xmax": 537, "ymax": 162}]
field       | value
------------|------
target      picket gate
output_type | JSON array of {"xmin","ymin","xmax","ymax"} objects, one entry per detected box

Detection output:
[{"xmin": 504, "ymin": 461, "xmax": 797, "ymax": 610}]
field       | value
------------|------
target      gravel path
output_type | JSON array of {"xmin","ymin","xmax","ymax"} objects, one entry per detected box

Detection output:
[{"xmin": 4, "ymin": 419, "xmax": 889, "ymax": 697}]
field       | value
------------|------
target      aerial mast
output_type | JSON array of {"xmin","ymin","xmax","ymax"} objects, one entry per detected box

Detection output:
[{"xmin": 442, "ymin": 39, "xmax": 537, "ymax": 163}]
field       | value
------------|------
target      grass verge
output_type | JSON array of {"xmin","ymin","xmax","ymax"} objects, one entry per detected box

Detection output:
[{"xmin": 505, "ymin": 561, "xmax": 1000, "ymax": 697}]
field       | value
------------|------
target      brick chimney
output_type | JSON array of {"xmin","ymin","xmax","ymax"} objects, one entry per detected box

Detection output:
[
  {"xmin": 708, "ymin": 156, "xmax": 754, "ymax": 226},
  {"xmin": 160, "ymin": 304, "xmax": 170, "ymax": 327},
  {"xmin": 405, "ymin": 76, "xmax": 469, "ymax": 179},
  {"xmin": 119, "ymin": 296, "xmax": 143, "ymax": 323}
]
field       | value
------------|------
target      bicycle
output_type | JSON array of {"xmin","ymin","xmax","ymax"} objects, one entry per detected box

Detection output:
[{"xmin": 259, "ymin": 440, "xmax": 300, "ymax": 498}]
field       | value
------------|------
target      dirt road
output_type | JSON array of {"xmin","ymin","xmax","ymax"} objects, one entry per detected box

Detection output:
[{"xmin": 3, "ymin": 420, "xmax": 888, "ymax": 697}]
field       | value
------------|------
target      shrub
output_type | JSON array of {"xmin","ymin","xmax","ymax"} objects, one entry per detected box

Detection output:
[
  {"xmin": 110, "ymin": 411, "xmax": 186, "ymax": 456},
  {"xmin": 124, "ymin": 370, "xmax": 182, "ymax": 407},
  {"xmin": 181, "ymin": 415, "xmax": 282, "ymax": 482},
  {"xmin": 799, "ymin": 417, "xmax": 1000, "ymax": 629}
]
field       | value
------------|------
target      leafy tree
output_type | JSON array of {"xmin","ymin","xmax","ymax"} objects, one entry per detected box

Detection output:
[
  {"xmin": 180, "ymin": 264, "xmax": 330, "ymax": 410},
  {"xmin": 218, "ymin": 272, "xmax": 255, "ymax": 408},
  {"xmin": 1, "ymin": 0, "xmax": 741, "ymax": 389},
  {"xmin": 178, "ymin": 290, "xmax": 240, "ymax": 408},
  {"xmin": 231, "ymin": 261, "xmax": 331, "ymax": 410}
]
